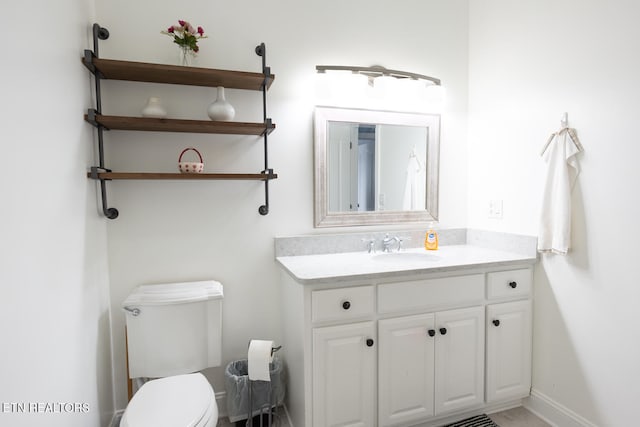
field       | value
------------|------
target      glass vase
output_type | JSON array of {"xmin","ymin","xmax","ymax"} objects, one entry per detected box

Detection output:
[{"xmin": 179, "ymin": 46, "xmax": 193, "ymax": 66}]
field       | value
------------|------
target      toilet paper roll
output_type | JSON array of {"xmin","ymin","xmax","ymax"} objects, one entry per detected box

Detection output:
[{"xmin": 248, "ymin": 339, "xmax": 273, "ymax": 382}]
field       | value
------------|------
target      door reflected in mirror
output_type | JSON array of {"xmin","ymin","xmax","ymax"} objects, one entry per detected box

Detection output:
[{"xmin": 315, "ymin": 107, "xmax": 440, "ymax": 227}]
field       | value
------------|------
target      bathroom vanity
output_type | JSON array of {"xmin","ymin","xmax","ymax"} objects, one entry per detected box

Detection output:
[{"xmin": 276, "ymin": 232, "xmax": 536, "ymax": 427}]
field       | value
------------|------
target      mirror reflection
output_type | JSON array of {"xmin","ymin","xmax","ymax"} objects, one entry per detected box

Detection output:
[
  {"xmin": 327, "ymin": 122, "xmax": 427, "ymax": 212},
  {"xmin": 315, "ymin": 107, "xmax": 440, "ymax": 227}
]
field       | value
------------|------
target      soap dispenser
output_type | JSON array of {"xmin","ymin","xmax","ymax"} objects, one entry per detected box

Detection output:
[{"xmin": 424, "ymin": 223, "xmax": 439, "ymax": 250}]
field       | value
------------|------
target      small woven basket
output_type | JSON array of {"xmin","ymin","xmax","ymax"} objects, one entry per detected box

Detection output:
[{"xmin": 178, "ymin": 147, "xmax": 204, "ymax": 173}]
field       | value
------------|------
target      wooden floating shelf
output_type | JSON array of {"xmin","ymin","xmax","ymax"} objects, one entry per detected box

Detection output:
[
  {"xmin": 85, "ymin": 113, "xmax": 275, "ymax": 135},
  {"xmin": 82, "ymin": 56, "xmax": 274, "ymax": 90},
  {"xmin": 88, "ymin": 172, "xmax": 278, "ymax": 181}
]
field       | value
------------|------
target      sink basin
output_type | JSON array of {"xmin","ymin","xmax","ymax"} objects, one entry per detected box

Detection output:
[{"xmin": 371, "ymin": 251, "xmax": 440, "ymax": 263}]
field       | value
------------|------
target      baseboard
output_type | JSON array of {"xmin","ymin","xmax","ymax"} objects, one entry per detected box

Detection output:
[
  {"xmin": 215, "ymin": 390, "xmax": 227, "ymax": 418},
  {"xmin": 109, "ymin": 409, "xmax": 124, "ymax": 427},
  {"xmin": 483, "ymin": 398, "xmax": 525, "ymax": 416},
  {"xmin": 280, "ymin": 400, "xmax": 521, "ymax": 427},
  {"xmin": 281, "ymin": 403, "xmax": 294, "ymax": 427},
  {"xmin": 218, "ymin": 391, "xmax": 293, "ymax": 426},
  {"xmin": 524, "ymin": 389, "xmax": 597, "ymax": 427}
]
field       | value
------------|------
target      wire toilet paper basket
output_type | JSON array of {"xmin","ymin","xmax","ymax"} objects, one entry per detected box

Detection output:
[
  {"xmin": 247, "ymin": 345, "xmax": 282, "ymax": 427},
  {"xmin": 225, "ymin": 344, "xmax": 284, "ymax": 427}
]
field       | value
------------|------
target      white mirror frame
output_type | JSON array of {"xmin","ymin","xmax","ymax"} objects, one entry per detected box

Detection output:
[{"xmin": 314, "ymin": 107, "xmax": 440, "ymax": 227}]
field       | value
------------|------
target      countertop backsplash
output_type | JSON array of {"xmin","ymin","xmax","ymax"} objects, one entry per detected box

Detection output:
[{"xmin": 275, "ymin": 228, "xmax": 536, "ymax": 258}]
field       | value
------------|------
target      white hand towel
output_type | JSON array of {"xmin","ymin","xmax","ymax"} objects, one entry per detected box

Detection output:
[
  {"xmin": 402, "ymin": 155, "xmax": 426, "ymax": 210},
  {"xmin": 537, "ymin": 128, "xmax": 582, "ymax": 255}
]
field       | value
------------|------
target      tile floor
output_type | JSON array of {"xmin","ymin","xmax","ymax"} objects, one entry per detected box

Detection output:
[
  {"xmin": 218, "ymin": 406, "xmax": 550, "ymax": 426},
  {"xmin": 489, "ymin": 407, "xmax": 551, "ymax": 427},
  {"xmin": 218, "ymin": 409, "xmax": 288, "ymax": 427}
]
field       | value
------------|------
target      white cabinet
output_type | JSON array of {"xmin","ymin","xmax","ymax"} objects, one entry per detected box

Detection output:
[
  {"xmin": 486, "ymin": 300, "xmax": 532, "ymax": 402},
  {"xmin": 378, "ymin": 306, "xmax": 484, "ymax": 427},
  {"xmin": 378, "ymin": 313, "xmax": 436, "ymax": 426},
  {"xmin": 312, "ymin": 321, "xmax": 376, "ymax": 427},
  {"xmin": 280, "ymin": 265, "xmax": 534, "ymax": 427},
  {"xmin": 434, "ymin": 306, "xmax": 485, "ymax": 415},
  {"xmin": 487, "ymin": 269, "xmax": 532, "ymax": 300},
  {"xmin": 311, "ymin": 285, "xmax": 375, "ymax": 323},
  {"xmin": 378, "ymin": 274, "xmax": 484, "ymax": 314},
  {"xmin": 310, "ymin": 284, "xmax": 377, "ymax": 426}
]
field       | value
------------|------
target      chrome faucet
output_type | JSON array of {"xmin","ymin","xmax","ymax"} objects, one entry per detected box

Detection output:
[{"xmin": 382, "ymin": 233, "xmax": 401, "ymax": 252}]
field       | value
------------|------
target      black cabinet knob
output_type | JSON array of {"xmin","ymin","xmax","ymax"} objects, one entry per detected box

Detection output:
[
  {"xmin": 342, "ymin": 301, "xmax": 351, "ymax": 310},
  {"xmin": 509, "ymin": 281, "xmax": 518, "ymax": 289},
  {"xmin": 492, "ymin": 319, "xmax": 500, "ymax": 327},
  {"xmin": 428, "ymin": 329, "xmax": 436, "ymax": 337},
  {"xmin": 366, "ymin": 338, "xmax": 374, "ymax": 347},
  {"xmin": 439, "ymin": 327, "xmax": 447, "ymax": 335}
]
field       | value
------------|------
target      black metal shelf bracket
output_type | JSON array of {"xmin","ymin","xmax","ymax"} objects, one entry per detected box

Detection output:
[
  {"xmin": 256, "ymin": 42, "xmax": 272, "ymax": 216},
  {"xmin": 90, "ymin": 167, "xmax": 119, "ymax": 219},
  {"xmin": 263, "ymin": 118, "xmax": 274, "ymax": 135},
  {"xmin": 87, "ymin": 23, "xmax": 119, "ymax": 219}
]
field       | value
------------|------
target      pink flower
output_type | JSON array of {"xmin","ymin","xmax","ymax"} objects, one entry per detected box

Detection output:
[{"xmin": 162, "ymin": 20, "xmax": 207, "ymax": 53}]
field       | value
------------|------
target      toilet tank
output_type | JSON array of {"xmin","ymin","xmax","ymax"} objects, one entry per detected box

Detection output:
[{"xmin": 123, "ymin": 280, "xmax": 223, "ymax": 379}]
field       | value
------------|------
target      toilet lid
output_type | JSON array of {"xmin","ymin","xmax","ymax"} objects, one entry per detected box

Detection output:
[{"xmin": 121, "ymin": 373, "xmax": 215, "ymax": 427}]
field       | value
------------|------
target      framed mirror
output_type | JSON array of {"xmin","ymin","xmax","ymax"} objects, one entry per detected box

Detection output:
[{"xmin": 314, "ymin": 107, "xmax": 440, "ymax": 227}]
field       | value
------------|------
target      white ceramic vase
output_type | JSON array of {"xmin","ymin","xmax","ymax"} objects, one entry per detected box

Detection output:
[
  {"xmin": 141, "ymin": 97, "xmax": 167, "ymax": 118},
  {"xmin": 207, "ymin": 86, "xmax": 235, "ymax": 121}
]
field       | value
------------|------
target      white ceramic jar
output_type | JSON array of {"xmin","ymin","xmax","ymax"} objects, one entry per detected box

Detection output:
[{"xmin": 141, "ymin": 97, "xmax": 168, "ymax": 118}]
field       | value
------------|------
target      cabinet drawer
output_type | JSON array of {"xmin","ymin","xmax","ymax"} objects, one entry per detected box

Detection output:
[
  {"xmin": 487, "ymin": 269, "xmax": 531, "ymax": 300},
  {"xmin": 312, "ymin": 286, "xmax": 375, "ymax": 323},
  {"xmin": 378, "ymin": 274, "xmax": 484, "ymax": 314}
]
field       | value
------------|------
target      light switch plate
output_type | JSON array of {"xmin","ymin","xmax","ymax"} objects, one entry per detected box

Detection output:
[{"xmin": 489, "ymin": 199, "xmax": 503, "ymax": 219}]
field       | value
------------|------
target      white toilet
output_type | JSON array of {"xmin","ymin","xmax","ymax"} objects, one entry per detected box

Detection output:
[{"xmin": 120, "ymin": 280, "xmax": 224, "ymax": 427}]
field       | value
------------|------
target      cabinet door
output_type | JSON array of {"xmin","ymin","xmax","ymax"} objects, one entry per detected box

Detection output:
[
  {"xmin": 378, "ymin": 313, "xmax": 436, "ymax": 426},
  {"xmin": 312, "ymin": 321, "xmax": 376, "ymax": 427},
  {"xmin": 434, "ymin": 306, "xmax": 485, "ymax": 415},
  {"xmin": 486, "ymin": 300, "xmax": 532, "ymax": 402}
]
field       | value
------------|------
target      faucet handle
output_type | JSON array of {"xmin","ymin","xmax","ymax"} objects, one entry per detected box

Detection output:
[
  {"xmin": 397, "ymin": 236, "xmax": 412, "ymax": 252},
  {"xmin": 361, "ymin": 238, "xmax": 376, "ymax": 253}
]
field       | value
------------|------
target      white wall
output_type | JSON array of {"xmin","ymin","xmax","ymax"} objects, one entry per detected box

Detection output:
[
  {"xmin": 468, "ymin": 1, "xmax": 640, "ymax": 425},
  {"xmin": 0, "ymin": 1, "xmax": 115, "ymax": 427},
  {"xmin": 5, "ymin": 0, "xmax": 635, "ymax": 424},
  {"xmin": 5, "ymin": 1, "xmax": 634, "ymax": 425},
  {"xmin": 92, "ymin": 0, "xmax": 470, "ymax": 410}
]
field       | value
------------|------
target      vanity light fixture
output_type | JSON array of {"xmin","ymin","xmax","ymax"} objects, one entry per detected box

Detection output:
[
  {"xmin": 315, "ymin": 65, "xmax": 441, "ymax": 86},
  {"xmin": 315, "ymin": 65, "xmax": 444, "ymax": 112}
]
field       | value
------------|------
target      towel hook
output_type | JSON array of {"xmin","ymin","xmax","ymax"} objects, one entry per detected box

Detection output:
[{"xmin": 560, "ymin": 112, "xmax": 569, "ymax": 128}]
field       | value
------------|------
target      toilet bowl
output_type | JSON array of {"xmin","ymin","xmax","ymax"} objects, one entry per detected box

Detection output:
[{"xmin": 120, "ymin": 373, "xmax": 218, "ymax": 427}]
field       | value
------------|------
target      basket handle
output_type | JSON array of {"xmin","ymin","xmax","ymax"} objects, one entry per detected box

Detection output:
[{"xmin": 179, "ymin": 147, "xmax": 203, "ymax": 163}]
